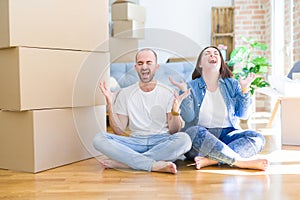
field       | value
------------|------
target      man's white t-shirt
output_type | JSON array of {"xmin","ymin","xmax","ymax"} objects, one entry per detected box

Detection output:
[{"xmin": 114, "ymin": 82, "xmax": 174, "ymax": 136}]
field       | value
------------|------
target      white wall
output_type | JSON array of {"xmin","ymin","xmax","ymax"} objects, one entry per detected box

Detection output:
[{"xmin": 138, "ymin": 0, "xmax": 233, "ymax": 62}]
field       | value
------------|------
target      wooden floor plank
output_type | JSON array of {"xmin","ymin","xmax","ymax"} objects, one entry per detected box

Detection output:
[{"xmin": 1, "ymin": 145, "xmax": 300, "ymax": 200}]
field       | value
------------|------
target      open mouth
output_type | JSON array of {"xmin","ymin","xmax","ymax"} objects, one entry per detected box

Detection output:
[
  {"xmin": 141, "ymin": 70, "xmax": 150, "ymax": 78},
  {"xmin": 208, "ymin": 58, "xmax": 217, "ymax": 64}
]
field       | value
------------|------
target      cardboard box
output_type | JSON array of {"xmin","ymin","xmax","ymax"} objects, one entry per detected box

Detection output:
[
  {"xmin": 113, "ymin": 20, "xmax": 144, "ymax": 38},
  {"xmin": 109, "ymin": 37, "xmax": 138, "ymax": 62},
  {"xmin": 0, "ymin": 47, "xmax": 110, "ymax": 111},
  {"xmin": 0, "ymin": 106, "xmax": 106, "ymax": 173},
  {"xmin": 281, "ymin": 98, "xmax": 300, "ymax": 145},
  {"xmin": 112, "ymin": 2, "xmax": 146, "ymax": 21},
  {"xmin": 0, "ymin": 0, "xmax": 108, "ymax": 51}
]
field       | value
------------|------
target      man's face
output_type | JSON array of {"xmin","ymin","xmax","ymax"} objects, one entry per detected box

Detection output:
[{"xmin": 135, "ymin": 50, "xmax": 159, "ymax": 83}]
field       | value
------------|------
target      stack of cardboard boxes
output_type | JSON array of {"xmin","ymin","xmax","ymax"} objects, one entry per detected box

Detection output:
[
  {"xmin": 112, "ymin": 0, "xmax": 145, "ymax": 38},
  {"xmin": 0, "ymin": 0, "xmax": 109, "ymax": 172},
  {"xmin": 110, "ymin": 0, "xmax": 146, "ymax": 62}
]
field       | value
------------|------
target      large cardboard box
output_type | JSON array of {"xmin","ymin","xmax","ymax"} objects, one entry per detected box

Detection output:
[
  {"xmin": 112, "ymin": 2, "xmax": 146, "ymax": 21},
  {"xmin": 0, "ymin": 0, "xmax": 108, "ymax": 52},
  {"xmin": 109, "ymin": 37, "xmax": 138, "ymax": 62},
  {"xmin": 281, "ymin": 98, "xmax": 300, "ymax": 145},
  {"xmin": 0, "ymin": 106, "xmax": 106, "ymax": 173},
  {"xmin": 0, "ymin": 47, "xmax": 109, "ymax": 111},
  {"xmin": 113, "ymin": 20, "xmax": 144, "ymax": 38}
]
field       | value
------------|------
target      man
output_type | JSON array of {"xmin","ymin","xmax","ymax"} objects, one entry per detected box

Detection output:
[{"xmin": 93, "ymin": 48, "xmax": 191, "ymax": 174}]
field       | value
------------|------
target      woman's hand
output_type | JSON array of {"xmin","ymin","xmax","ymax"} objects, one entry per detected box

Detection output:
[
  {"xmin": 239, "ymin": 72, "xmax": 256, "ymax": 90},
  {"xmin": 172, "ymin": 89, "xmax": 190, "ymax": 113},
  {"xmin": 169, "ymin": 77, "xmax": 187, "ymax": 91}
]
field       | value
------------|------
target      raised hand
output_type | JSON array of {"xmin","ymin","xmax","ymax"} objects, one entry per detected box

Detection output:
[
  {"xmin": 99, "ymin": 81, "xmax": 114, "ymax": 105},
  {"xmin": 172, "ymin": 89, "xmax": 190, "ymax": 112},
  {"xmin": 169, "ymin": 77, "xmax": 187, "ymax": 91},
  {"xmin": 239, "ymin": 72, "xmax": 256, "ymax": 89}
]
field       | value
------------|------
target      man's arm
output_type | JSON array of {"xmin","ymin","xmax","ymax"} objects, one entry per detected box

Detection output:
[
  {"xmin": 99, "ymin": 81, "xmax": 129, "ymax": 136},
  {"xmin": 107, "ymin": 101, "xmax": 129, "ymax": 136}
]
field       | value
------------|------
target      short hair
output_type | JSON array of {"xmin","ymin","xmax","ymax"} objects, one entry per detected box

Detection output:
[{"xmin": 135, "ymin": 48, "xmax": 158, "ymax": 63}]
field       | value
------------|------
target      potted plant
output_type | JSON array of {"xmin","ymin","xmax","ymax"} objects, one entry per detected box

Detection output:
[{"xmin": 227, "ymin": 37, "xmax": 271, "ymax": 95}]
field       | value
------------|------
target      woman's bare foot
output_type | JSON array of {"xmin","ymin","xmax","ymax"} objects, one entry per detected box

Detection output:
[
  {"xmin": 188, "ymin": 156, "xmax": 218, "ymax": 170},
  {"xmin": 100, "ymin": 159, "xmax": 129, "ymax": 169},
  {"xmin": 233, "ymin": 158, "xmax": 269, "ymax": 171},
  {"xmin": 151, "ymin": 161, "xmax": 177, "ymax": 174},
  {"xmin": 187, "ymin": 156, "xmax": 269, "ymax": 171}
]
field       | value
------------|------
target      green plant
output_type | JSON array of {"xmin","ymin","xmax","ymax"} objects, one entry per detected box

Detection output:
[{"xmin": 227, "ymin": 37, "xmax": 271, "ymax": 95}]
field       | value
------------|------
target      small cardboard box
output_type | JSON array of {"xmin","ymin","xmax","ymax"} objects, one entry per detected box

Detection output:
[
  {"xmin": 0, "ymin": 106, "xmax": 106, "ymax": 173},
  {"xmin": 113, "ymin": 20, "xmax": 144, "ymax": 38},
  {"xmin": 0, "ymin": 0, "xmax": 108, "ymax": 51},
  {"xmin": 112, "ymin": 2, "xmax": 146, "ymax": 21},
  {"xmin": 281, "ymin": 98, "xmax": 300, "ymax": 145},
  {"xmin": 0, "ymin": 47, "xmax": 109, "ymax": 111}
]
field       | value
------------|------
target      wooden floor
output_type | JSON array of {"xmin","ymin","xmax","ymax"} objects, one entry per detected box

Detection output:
[
  {"xmin": 1, "ymin": 126, "xmax": 300, "ymax": 199},
  {"xmin": 1, "ymin": 147, "xmax": 300, "ymax": 199}
]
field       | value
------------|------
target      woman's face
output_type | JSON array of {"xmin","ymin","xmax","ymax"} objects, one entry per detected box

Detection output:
[{"xmin": 199, "ymin": 47, "xmax": 221, "ymax": 72}]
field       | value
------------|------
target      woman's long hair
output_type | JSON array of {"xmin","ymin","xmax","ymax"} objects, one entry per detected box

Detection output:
[{"xmin": 192, "ymin": 46, "xmax": 233, "ymax": 80}]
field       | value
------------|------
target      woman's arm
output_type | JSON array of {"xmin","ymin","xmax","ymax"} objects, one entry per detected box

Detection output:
[
  {"xmin": 167, "ymin": 90, "xmax": 190, "ymax": 134},
  {"xmin": 169, "ymin": 77, "xmax": 196, "ymax": 123}
]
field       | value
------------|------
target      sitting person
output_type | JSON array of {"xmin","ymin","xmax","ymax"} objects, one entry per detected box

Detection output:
[
  {"xmin": 170, "ymin": 46, "xmax": 269, "ymax": 171},
  {"xmin": 93, "ymin": 48, "xmax": 191, "ymax": 174}
]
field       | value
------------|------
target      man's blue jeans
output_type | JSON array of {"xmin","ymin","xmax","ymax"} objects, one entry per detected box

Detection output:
[{"xmin": 93, "ymin": 132, "xmax": 192, "ymax": 171}]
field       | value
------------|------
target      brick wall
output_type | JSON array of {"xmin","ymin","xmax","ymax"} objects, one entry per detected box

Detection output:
[
  {"xmin": 234, "ymin": 0, "xmax": 268, "ymax": 47},
  {"xmin": 233, "ymin": 0, "xmax": 300, "ymax": 113},
  {"xmin": 294, "ymin": 0, "xmax": 300, "ymax": 61},
  {"xmin": 233, "ymin": 0, "xmax": 271, "ymax": 112},
  {"xmin": 284, "ymin": 0, "xmax": 292, "ymax": 76}
]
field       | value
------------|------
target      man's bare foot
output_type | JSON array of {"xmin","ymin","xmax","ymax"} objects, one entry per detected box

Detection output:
[
  {"xmin": 151, "ymin": 161, "xmax": 177, "ymax": 174},
  {"xmin": 100, "ymin": 159, "xmax": 129, "ymax": 169},
  {"xmin": 234, "ymin": 158, "xmax": 269, "ymax": 171}
]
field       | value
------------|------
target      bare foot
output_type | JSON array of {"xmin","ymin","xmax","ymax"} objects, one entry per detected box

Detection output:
[
  {"xmin": 188, "ymin": 156, "xmax": 218, "ymax": 170},
  {"xmin": 234, "ymin": 158, "xmax": 269, "ymax": 171},
  {"xmin": 100, "ymin": 159, "xmax": 129, "ymax": 169},
  {"xmin": 151, "ymin": 161, "xmax": 177, "ymax": 174}
]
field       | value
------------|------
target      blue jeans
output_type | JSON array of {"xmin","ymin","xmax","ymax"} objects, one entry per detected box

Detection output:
[
  {"xmin": 93, "ymin": 132, "xmax": 192, "ymax": 171},
  {"xmin": 184, "ymin": 126, "xmax": 265, "ymax": 166}
]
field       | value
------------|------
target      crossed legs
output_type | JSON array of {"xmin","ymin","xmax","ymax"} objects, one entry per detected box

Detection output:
[
  {"xmin": 93, "ymin": 132, "xmax": 191, "ymax": 174},
  {"xmin": 99, "ymin": 155, "xmax": 177, "ymax": 174},
  {"xmin": 185, "ymin": 126, "xmax": 269, "ymax": 171}
]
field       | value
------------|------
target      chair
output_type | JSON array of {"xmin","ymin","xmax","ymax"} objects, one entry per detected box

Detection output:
[
  {"xmin": 264, "ymin": 61, "xmax": 300, "ymax": 128},
  {"xmin": 287, "ymin": 60, "xmax": 300, "ymax": 79}
]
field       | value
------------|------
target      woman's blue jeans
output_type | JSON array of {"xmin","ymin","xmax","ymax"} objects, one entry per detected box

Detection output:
[
  {"xmin": 184, "ymin": 126, "xmax": 265, "ymax": 166},
  {"xmin": 93, "ymin": 132, "xmax": 192, "ymax": 171}
]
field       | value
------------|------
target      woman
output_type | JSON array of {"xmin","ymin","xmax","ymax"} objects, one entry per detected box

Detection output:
[{"xmin": 170, "ymin": 46, "xmax": 269, "ymax": 171}]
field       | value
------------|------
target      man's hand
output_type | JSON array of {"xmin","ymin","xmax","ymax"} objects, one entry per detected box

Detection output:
[{"xmin": 99, "ymin": 81, "xmax": 114, "ymax": 105}]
